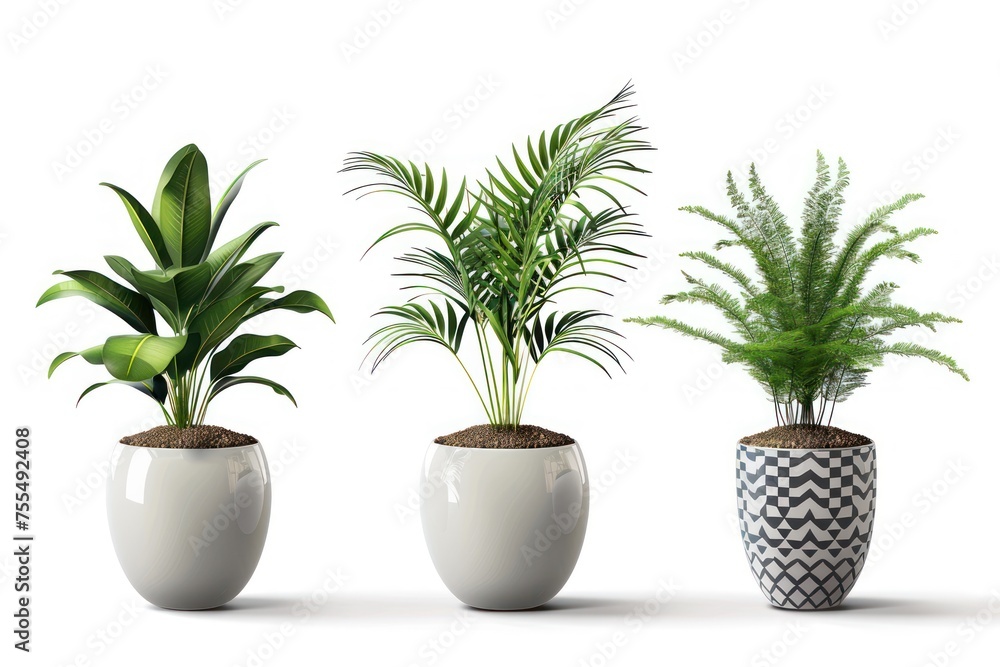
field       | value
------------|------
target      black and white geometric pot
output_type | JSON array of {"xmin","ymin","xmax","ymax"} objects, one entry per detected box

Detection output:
[{"xmin": 736, "ymin": 442, "xmax": 876, "ymax": 610}]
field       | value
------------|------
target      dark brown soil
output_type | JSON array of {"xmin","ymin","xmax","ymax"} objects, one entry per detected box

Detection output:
[
  {"xmin": 434, "ymin": 424, "xmax": 574, "ymax": 449},
  {"xmin": 740, "ymin": 424, "xmax": 872, "ymax": 449},
  {"xmin": 120, "ymin": 425, "xmax": 258, "ymax": 449}
]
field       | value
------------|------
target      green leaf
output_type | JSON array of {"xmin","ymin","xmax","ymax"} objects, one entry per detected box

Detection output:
[
  {"xmin": 245, "ymin": 290, "xmax": 335, "ymax": 322},
  {"xmin": 207, "ymin": 375, "xmax": 296, "ymax": 406},
  {"xmin": 131, "ymin": 263, "xmax": 214, "ymax": 324},
  {"xmin": 205, "ymin": 160, "xmax": 267, "ymax": 260},
  {"xmin": 102, "ymin": 334, "xmax": 188, "ymax": 382},
  {"xmin": 205, "ymin": 252, "xmax": 283, "ymax": 306},
  {"xmin": 100, "ymin": 183, "xmax": 173, "ymax": 268},
  {"xmin": 185, "ymin": 287, "xmax": 274, "ymax": 369},
  {"xmin": 42, "ymin": 270, "xmax": 157, "ymax": 333},
  {"xmin": 77, "ymin": 376, "xmax": 168, "ymax": 407},
  {"xmin": 210, "ymin": 334, "xmax": 297, "ymax": 381},
  {"xmin": 154, "ymin": 144, "xmax": 212, "ymax": 267},
  {"xmin": 48, "ymin": 344, "xmax": 104, "ymax": 378},
  {"xmin": 104, "ymin": 255, "xmax": 143, "ymax": 290},
  {"xmin": 204, "ymin": 221, "xmax": 278, "ymax": 292}
]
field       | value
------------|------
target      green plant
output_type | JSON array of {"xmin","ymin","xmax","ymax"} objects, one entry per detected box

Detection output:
[
  {"xmin": 39, "ymin": 144, "xmax": 334, "ymax": 428},
  {"xmin": 345, "ymin": 85, "xmax": 652, "ymax": 428},
  {"xmin": 627, "ymin": 152, "xmax": 967, "ymax": 427}
]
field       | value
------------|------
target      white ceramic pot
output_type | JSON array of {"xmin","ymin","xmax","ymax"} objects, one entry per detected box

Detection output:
[
  {"xmin": 736, "ymin": 442, "xmax": 876, "ymax": 610},
  {"xmin": 107, "ymin": 442, "xmax": 271, "ymax": 610},
  {"xmin": 420, "ymin": 441, "xmax": 589, "ymax": 610}
]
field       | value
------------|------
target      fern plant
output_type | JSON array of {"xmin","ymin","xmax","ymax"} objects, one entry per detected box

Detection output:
[
  {"xmin": 39, "ymin": 144, "xmax": 334, "ymax": 428},
  {"xmin": 345, "ymin": 84, "xmax": 652, "ymax": 428},
  {"xmin": 627, "ymin": 153, "xmax": 966, "ymax": 427}
]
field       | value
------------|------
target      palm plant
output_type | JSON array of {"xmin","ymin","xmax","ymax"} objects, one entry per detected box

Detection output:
[
  {"xmin": 39, "ymin": 144, "xmax": 334, "ymax": 428},
  {"xmin": 627, "ymin": 153, "xmax": 966, "ymax": 427},
  {"xmin": 345, "ymin": 84, "xmax": 652, "ymax": 428}
]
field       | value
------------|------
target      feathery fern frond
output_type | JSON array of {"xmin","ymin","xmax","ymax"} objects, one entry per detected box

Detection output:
[{"xmin": 627, "ymin": 154, "xmax": 966, "ymax": 427}]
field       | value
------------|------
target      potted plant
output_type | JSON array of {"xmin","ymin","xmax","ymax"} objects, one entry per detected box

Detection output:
[
  {"xmin": 627, "ymin": 153, "xmax": 966, "ymax": 609},
  {"xmin": 344, "ymin": 85, "xmax": 652, "ymax": 610},
  {"xmin": 38, "ymin": 144, "xmax": 334, "ymax": 610}
]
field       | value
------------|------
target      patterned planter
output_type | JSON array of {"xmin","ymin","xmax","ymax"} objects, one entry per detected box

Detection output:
[{"xmin": 736, "ymin": 442, "xmax": 876, "ymax": 610}]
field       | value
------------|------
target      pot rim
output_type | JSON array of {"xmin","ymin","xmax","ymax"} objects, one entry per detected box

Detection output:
[
  {"xmin": 113, "ymin": 441, "xmax": 264, "ymax": 453},
  {"xmin": 429, "ymin": 440, "xmax": 579, "ymax": 452},
  {"xmin": 737, "ymin": 441, "xmax": 875, "ymax": 453}
]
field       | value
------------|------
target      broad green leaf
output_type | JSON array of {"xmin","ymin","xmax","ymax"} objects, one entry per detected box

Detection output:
[
  {"xmin": 205, "ymin": 252, "xmax": 283, "ymax": 306},
  {"xmin": 100, "ymin": 183, "xmax": 172, "ymax": 268},
  {"xmin": 77, "ymin": 376, "xmax": 168, "ymax": 407},
  {"xmin": 43, "ymin": 270, "xmax": 157, "ymax": 333},
  {"xmin": 186, "ymin": 287, "xmax": 274, "ymax": 367},
  {"xmin": 48, "ymin": 344, "xmax": 104, "ymax": 378},
  {"xmin": 131, "ymin": 263, "xmax": 214, "ymax": 324},
  {"xmin": 204, "ymin": 159, "xmax": 266, "ymax": 260},
  {"xmin": 104, "ymin": 255, "xmax": 143, "ymax": 290},
  {"xmin": 154, "ymin": 144, "xmax": 212, "ymax": 266},
  {"xmin": 245, "ymin": 290, "xmax": 334, "ymax": 322},
  {"xmin": 103, "ymin": 334, "xmax": 188, "ymax": 382},
  {"xmin": 204, "ymin": 221, "xmax": 278, "ymax": 291},
  {"xmin": 207, "ymin": 375, "xmax": 296, "ymax": 406},
  {"xmin": 210, "ymin": 334, "xmax": 296, "ymax": 381}
]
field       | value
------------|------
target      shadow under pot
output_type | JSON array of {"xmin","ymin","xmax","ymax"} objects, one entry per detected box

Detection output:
[
  {"xmin": 736, "ymin": 442, "xmax": 876, "ymax": 610},
  {"xmin": 420, "ymin": 441, "xmax": 589, "ymax": 610},
  {"xmin": 106, "ymin": 442, "xmax": 271, "ymax": 610}
]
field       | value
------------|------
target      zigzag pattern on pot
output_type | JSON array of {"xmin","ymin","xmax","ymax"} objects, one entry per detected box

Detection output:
[{"xmin": 736, "ymin": 444, "xmax": 876, "ymax": 610}]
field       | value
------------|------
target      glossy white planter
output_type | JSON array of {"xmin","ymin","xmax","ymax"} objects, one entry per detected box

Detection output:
[
  {"xmin": 420, "ymin": 441, "xmax": 589, "ymax": 610},
  {"xmin": 107, "ymin": 443, "xmax": 271, "ymax": 610},
  {"xmin": 736, "ymin": 442, "xmax": 876, "ymax": 610}
]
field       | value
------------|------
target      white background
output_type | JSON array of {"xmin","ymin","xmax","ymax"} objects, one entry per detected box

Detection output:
[{"xmin": 2, "ymin": 0, "xmax": 998, "ymax": 665}]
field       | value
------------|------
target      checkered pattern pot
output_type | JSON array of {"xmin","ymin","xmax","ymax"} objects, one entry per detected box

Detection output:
[{"xmin": 736, "ymin": 443, "xmax": 877, "ymax": 610}]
